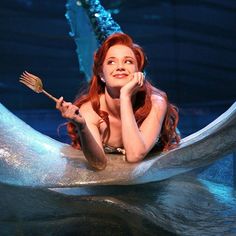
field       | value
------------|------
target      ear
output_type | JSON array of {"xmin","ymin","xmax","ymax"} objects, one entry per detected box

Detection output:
[{"xmin": 99, "ymin": 74, "xmax": 105, "ymax": 83}]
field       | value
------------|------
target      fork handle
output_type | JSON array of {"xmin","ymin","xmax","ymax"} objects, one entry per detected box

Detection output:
[{"xmin": 42, "ymin": 90, "xmax": 58, "ymax": 103}]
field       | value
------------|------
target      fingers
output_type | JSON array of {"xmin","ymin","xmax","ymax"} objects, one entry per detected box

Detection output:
[
  {"xmin": 132, "ymin": 72, "xmax": 145, "ymax": 87},
  {"xmin": 63, "ymin": 105, "xmax": 78, "ymax": 119},
  {"xmin": 120, "ymin": 72, "xmax": 146, "ymax": 98},
  {"xmin": 56, "ymin": 96, "xmax": 80, "ymax": 120},
  {"xmin": 56, "ymin": 96, "xmax": 64, "ymax": 110}
]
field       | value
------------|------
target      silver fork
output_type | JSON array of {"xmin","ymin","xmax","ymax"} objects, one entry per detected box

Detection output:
[{"xmin": 19, "ymin": 71, "xmax": 58, "ymax": 102}]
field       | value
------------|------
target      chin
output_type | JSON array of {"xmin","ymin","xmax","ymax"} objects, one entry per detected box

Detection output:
[{"xmin": 110, "ymin": 80, "xmax": 128, "ymax": 88}]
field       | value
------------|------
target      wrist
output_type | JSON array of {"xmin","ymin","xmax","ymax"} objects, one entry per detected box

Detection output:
[
  {"xmin": 120, "ymin": 89, "xmax": 132, "ymax": 100},
  {"xmin": 71, "ymin": 118, "xmax": 86, "ymax": 131},
  {"xmin": 77, "ymin": 120, "xmax": 86, "ymax": 131}
]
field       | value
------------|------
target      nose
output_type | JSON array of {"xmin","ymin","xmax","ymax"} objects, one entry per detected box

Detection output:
[{"xmin": 116, "ymin": 61, "xmax": 125, "ymax": 71}]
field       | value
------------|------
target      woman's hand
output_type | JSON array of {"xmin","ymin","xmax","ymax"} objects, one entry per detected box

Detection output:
[
  {"xmin": 56, "ymin": 97, "xmax": 85, "ymax": 125},
  {"xmin": 120, "ymin": 72, "xmax": 145, "ymax": 98}
]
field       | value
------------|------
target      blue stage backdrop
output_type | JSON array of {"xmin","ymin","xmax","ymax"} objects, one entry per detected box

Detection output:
[
  {"xmin": 0, "ymin": 0, "xmax": 235, "ymax": 110},
  {"xmin": 0, "ymin": 0, "xmax": 235, "ymax": 187}
]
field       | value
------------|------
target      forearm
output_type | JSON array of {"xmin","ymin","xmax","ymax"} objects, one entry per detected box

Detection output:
[
  {"xmin": 120, "ymin": 95, "xmax": 147, "ymax": 162},
  {"xmin": 77, "ymin": 123, "xmax": 107, "ymax": 170}
]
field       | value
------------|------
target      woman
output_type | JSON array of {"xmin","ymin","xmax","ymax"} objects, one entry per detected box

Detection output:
[{"xmin": 56, "ymin": 33, "xmax": 180, "ymax": 170}]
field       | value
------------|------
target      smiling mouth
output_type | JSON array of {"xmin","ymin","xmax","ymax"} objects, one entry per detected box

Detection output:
[{"xmin": 113, "ymin": 74, "xmax": 128, "ymax": 79}]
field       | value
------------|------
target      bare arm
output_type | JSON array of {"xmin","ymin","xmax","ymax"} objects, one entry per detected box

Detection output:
[
  {"xmin": 56, "ymin": 97, "xmax": 107, "ymax": 170},
  {"xmin": 120, "ymin": 73, "xmax": 167, "ymax": 162},
  {"xmin": 77, "ymin": 122, "xmax": 107, "ymax": 170}
]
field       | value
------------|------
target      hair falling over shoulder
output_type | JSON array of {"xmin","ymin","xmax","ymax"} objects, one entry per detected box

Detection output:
[
  {"xmin": 67, "ymin": 33, "xmax": 180, "ymax": 152},
  {"xmin": 134, "ymin": 81, "xmax": 181, "ymax": 152},
  {"xmin": 160, "ymin": 96, "xmax": 181, "ymax": 151}
]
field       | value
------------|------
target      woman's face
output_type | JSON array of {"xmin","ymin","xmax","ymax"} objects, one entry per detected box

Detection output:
[{"xmin": 102, "ymin": 44, "xmax": 138, "ymax": 89}]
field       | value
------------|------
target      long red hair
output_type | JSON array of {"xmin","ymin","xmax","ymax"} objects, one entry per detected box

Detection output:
[{"xmin": 67, "ymin": 33, "xmax": 180, "ymax": 152}]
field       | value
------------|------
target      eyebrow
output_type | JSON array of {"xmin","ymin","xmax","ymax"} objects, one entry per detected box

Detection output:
[{"xmin": 106, "ymin": 56, "xmax": 135, "ymax": 60}]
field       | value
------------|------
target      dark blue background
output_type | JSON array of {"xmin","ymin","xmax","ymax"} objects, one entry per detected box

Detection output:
[
  {"xmin": 1, "ymin": 0, "xmax": 235, "ymax": 110},
  {"xmin": 0, "ymin": 0, "xmax": 235, "ymax": 186}
]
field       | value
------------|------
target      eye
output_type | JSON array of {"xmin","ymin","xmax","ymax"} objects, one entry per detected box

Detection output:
[
  {"xmin": 107, "ymin": 60, "xmax": 115, "ymax": 65},
  {"xmin": 125, "ymin": 59, "xmax": 133, "ymax": 64}
]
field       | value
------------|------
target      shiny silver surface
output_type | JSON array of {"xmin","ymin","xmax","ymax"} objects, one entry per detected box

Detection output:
[
  {"xmin": 0, "ymin": 103, "xmax": 236, "ymax": 235},
  {"xmin": 0, "ymin": 102, "xmax": 235, "ymax": 187},
  {"xmin": 0, "ymin": 175, "xmax": 235, "ymax": 235}
]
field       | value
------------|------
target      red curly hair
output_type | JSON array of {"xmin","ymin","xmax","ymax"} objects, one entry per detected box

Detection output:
[{"xmin": 67, "ymin": 33, "xmax": 180, "ymax": 152}]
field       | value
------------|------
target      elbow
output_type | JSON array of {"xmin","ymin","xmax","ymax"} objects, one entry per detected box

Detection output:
[
  {"xmin": 125, "ymin": 151, "xmax": 146, "ymax": 163},
  {"xmin": 94, "ymin": 162, "xmax": 107, "ymax": 171},
  {"xmin": 90, "ymin": 158, "xmax": 107, "ymax": 171}
]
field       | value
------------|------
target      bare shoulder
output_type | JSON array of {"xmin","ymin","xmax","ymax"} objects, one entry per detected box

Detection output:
[
  {"xmin": 79, "ymin": 101, "xmax": 93, "ymax": 112},
  {"xmin": 151, "ymin": 92, "xmax": 167, "ymax": 111},
  {"xmin": 79, "ymin": 101, "xmax": 100, "ymax": 124}
]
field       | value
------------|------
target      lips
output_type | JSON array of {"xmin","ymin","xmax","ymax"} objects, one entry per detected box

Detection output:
[{"xmin": 113, "ymin": 73, "xmax": 128, "ymax": 79}]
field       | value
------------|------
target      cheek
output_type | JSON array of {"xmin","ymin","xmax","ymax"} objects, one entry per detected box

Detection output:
[
  {"xmin": 102, "ymin": 69, "xmax": 109, "ymax": 76},
  {"xmin": 130, "ymin": 64, "xmax": 138, "ymax": 72},
  {"xmin": 103, "ymin": 66, "xmax": 116, "ymax": 76},
  {"xmin": 129, "ymin": 61, "xmax": 138, "ymax": 71}
]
